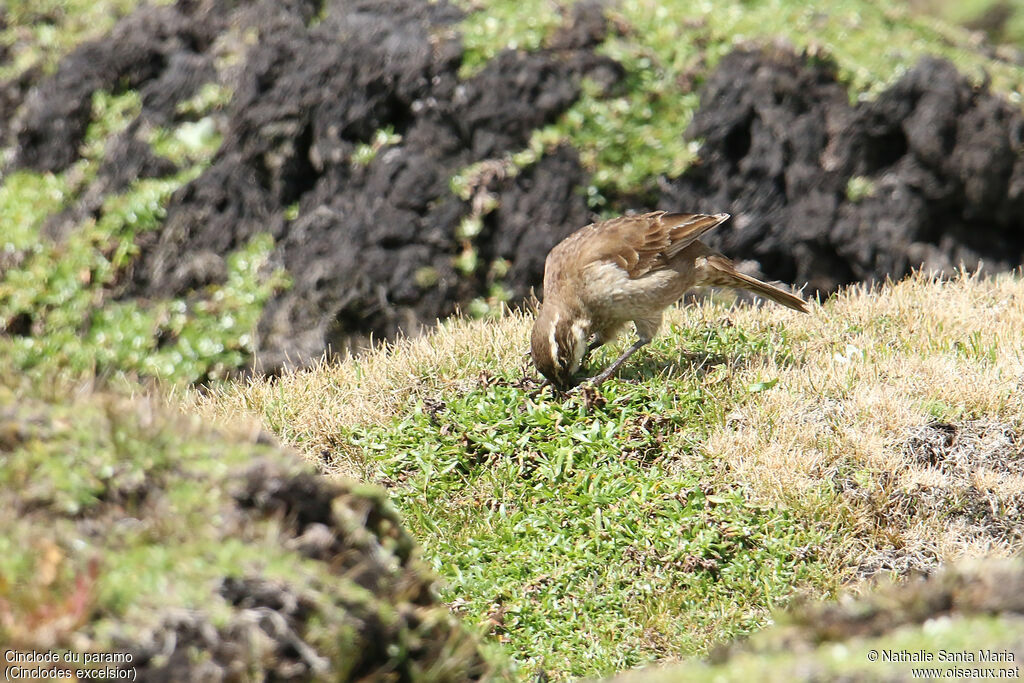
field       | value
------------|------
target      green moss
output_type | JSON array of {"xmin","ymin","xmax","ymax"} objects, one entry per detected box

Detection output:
[
  {"xmin": 455, "ymin": 0, "xmax": 564, "ymax": 75},
  {"xmin": 175, "ymin": 82, "xmax": 234, "ymax": 118},
  {"xmin": 846, "ymin": 176, "xmax": 878, "ymax": 202},
  {"xmin": 83, "ymin": 90, "xmax": 143, "ymax": 159},
  {"xmin": 915, "ymin": 0, "xmax": 1024, "ymax": 47},
  {"xmin": 415, "ymin": 266, "xmax": 441, "ymax": 289},
  {"xmin": 0, "ymin": 90, "xmax": 143, "ymax": 251},
  {"xmin": 621, "ymin": 561, "xmax": 1024, "ymax": 682},
  {"xmin": 455, "ymin": 245, "xmax": 479, "ymax": 276},
  {"xmin": 623, "ymin": 615, "xmax": 1024, "ymax": 682},
  {"xmin": 148, "ymin": 117, "xmax": 224, "ymax": 165},
  {"xmin": 0, "ymin": 77, "xmax": 280, "ymax": 384}
]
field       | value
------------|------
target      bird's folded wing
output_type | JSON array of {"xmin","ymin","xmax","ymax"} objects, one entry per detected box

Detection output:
[{"xmin": 574, "ymin": 211, "xmax": 730, "ymax": 279}]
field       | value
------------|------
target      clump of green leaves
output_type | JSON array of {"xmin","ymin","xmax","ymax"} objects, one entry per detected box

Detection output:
[
  {"xmin": 348, "ymin": 318, "xmax": 827, "ymax": 678},
  {"xmin": 351, "ymin": 126, "xmax": 403, "ymax": 166}
]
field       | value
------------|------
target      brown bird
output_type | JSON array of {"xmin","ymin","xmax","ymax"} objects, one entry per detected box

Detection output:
[{"xmin": 530, "ymin": 211, "xmax": 808, "ymax": 389}]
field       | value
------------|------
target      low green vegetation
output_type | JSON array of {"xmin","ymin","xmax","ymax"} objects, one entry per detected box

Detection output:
[
  {"xmin": 192, "ymin": 270, "xmax": 1024, "ymax": 680},
  {"xmin": 0, "ymin": 169, "xmax": 73, "ymax": 250},
  {"xmin": 346, "ymin": 318, "xmax": 833, "ymax": 678},
  {"xmin": 0, "ymin": 85, "xmax": 281, "ymax": 384},
  {"xmin": 0, "ymin": 165, "xmax": 285, "ymax": 383},
  {"xmin": 4, "ymin": 2, "xmax": 1024, "ymax": 679},
  {"xmin": 2, "ymin": 232, "xmax": 284, "ymax": 384}
]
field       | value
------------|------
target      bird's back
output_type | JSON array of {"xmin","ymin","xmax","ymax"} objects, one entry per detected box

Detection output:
[{"xmin": 543, "ymin": 211, "xmax": 729, "ymax": 298}]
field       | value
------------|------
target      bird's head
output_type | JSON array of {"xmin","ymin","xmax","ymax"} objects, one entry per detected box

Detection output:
[{"xmin": 530, "ymin": 300, "xmax": 590, "ymax": 389}]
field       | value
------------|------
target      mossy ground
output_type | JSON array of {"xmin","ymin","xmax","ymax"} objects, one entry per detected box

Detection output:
[
  {"xmin": 4, "ymin": 0, "xmax": 1024, "ymax": 386},
  {"xmin": 457, "ymin": 0, "xmax": 1024, "ymax": 203},
  {"xmin": 1, "ymin": 86, "xmax": 283, "ymax": 384},
  {"xmin": 0, "ymin": 370, "xmax": 499, "ymax": 678}
]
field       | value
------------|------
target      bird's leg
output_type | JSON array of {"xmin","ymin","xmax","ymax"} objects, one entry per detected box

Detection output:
[{"xmin": 584, "ymin": 337, "xmax": 649, "ymax": 387}]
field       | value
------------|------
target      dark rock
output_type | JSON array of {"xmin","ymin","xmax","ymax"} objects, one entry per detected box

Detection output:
[
  {"xmin": 40, "ymin": 123, "xmax": 180, "ymax": 242},
  {"xmin": 117, "ymin": 0, "xmax": 619, "ymax": 372},
  {"xmin": 2, "ymin": 0, "xmax": 618, "ymax": 373},
  {"xmin": 661, "ymin": 50, "xmax": 1024, "ymax": 294},
  {"xmin": 548, "ymin": 1, "xmax": 610, "ymax": 51},
  {"xmin": 482, "ymin": 145, "xmax": 593, "ymax": 301},
  {"xmin": 0, "ymin": 65, "xmax": 39, "ymax": 152},
  {"xmin": 96, "ymin": 132, "xmax": 180, "ymax": 193},
  {"xmin": 13, "ymin": 4, "xmax": 220, "ymax": 172}
]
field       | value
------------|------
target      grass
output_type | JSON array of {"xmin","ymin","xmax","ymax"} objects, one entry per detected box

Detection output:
[
  {"xmin": 187, "ymin": 269, "xmax": 1024, "ymax": 678},
  {"xmin": 346, "ymin": 343, "xmax": 828, "ymax": 677},
  {"xmin": 0, "ymin": 375, "xmax": 310, "ymax": 641}
]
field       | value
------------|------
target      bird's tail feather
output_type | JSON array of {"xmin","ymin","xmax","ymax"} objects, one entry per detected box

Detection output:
[{"xmin": 700, "ymin": 255, "xmax": 809, "ymax": 313}]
